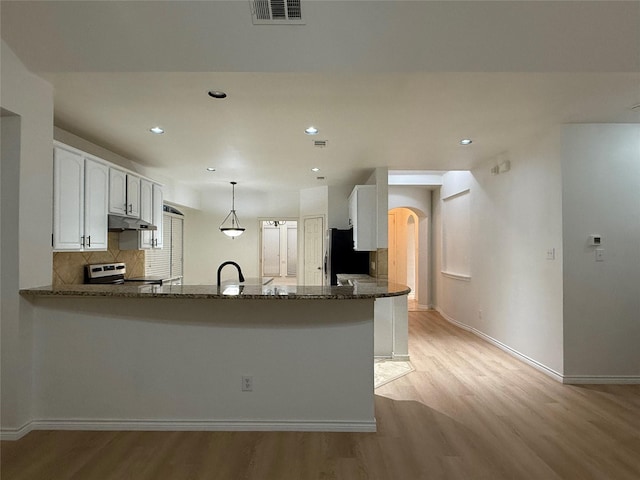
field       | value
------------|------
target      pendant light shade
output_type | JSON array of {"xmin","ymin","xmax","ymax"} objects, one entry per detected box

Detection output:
[{"xmin": 220, "ymin": 182, "xmax": 245, "ymax": 238}]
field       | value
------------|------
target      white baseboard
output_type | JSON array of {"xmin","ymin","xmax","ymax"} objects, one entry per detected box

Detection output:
[
  {"xmin": 434, "ymin": 307, "xmax": 640, "ymax": 384},
  {"xmin": 562, "ymin": 376, "xmax": 640, "ymax": 385},
  {"xmin": 435, "ymin": 307, "xmax": 565, "ymax": 383},
  {"xmin": 15, "ymin": 418, "xmax": 376, "ymax": 436},
  {"xmin": 391, "ymin": 354, "xmax": 410, "ymax": 361},
  {"xmin": 0, "ymin": 422, "xmax": 33, "ymax": 441}
]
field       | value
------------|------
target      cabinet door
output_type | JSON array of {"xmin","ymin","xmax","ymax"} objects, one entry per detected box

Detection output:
[
  {"xmin": 109, "ymin": 168, "xmax": 127, "ymax": 215},
  {"xmin": 350, "ymin": 185, "xmax": 377, "ymax": 251},
  {"xmin": 139, "ymin": 180, "xmax": 154, "ymax": 248},
  {"xmin": 126, "ymin": 175, "xmax": 141, "ymax": 218},
  {"xmin": 53, "ymin": 147, "xmax": 84, "ymax": 250},
  {"xmin": 83, "ymin": 158, "xmax": 109, "ymax": 251},
  {"xmin": 152, "ymin": 184, "xmax": 164, "ymax": 248},
  {"xmin": 139, "ymin": 179, "xmax": 153, "ymax": 223}
]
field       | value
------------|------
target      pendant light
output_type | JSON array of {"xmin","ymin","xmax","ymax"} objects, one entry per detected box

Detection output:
[{"xmin": 219, "ymin": 181, "xmax": 245, "ymax": 238}]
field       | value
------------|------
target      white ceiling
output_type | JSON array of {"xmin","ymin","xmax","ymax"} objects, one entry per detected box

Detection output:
[{"xmin": 2, "ymin": 1, "xmax": 639, "ymax": 194}]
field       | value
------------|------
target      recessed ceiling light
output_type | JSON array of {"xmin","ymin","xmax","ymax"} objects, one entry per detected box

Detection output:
[
  {"xmin": 311, "ymin": 167, "xmax": 320, "ymax": 172},
  {"xmin": 149, "ymin": 126, "xmax": 165, "ymax": 135},
  {"xmin": 305, "ymin": 126, "xmax": 319, "ymax": 135},
  {"xmin": 460, "ymin": 138, "xmax": 472, "ymax": 145},
  {"xmin": 206, "ymin": 167, "xmax": 216, "ymax": 172},
  {"xmin": 208, "ymin": 90, "xmax": 227, "ymax": 99}
]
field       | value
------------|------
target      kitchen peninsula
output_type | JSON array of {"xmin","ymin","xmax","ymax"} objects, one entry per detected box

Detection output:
[{"xmin": 20, "ymin": 281, "xmax": 409, "ymax": 434}]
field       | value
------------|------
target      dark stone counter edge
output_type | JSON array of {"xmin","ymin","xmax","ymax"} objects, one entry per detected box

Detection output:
[{"xmin": 19, "ymin": 284, "xmax": 411, "ymax": 300}]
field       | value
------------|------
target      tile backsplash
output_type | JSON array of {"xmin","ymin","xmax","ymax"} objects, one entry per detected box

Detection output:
[
  {"xmin": 52, "ymin": 232, "xmax": 145, "ymax": 285},
  {"xmin": 369, "ymin": 248, "xmax": 388, "ymax": 279}
]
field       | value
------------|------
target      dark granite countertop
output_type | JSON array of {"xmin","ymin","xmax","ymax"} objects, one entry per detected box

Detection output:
[{"xmin": 20, "ymin": 281, "xmax": 410, "ymax": 300}]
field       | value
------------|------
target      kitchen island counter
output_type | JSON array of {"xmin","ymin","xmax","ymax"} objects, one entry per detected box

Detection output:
[
  {"xmin": 20, "ymin": 281, "xmax": 410, "ymax": 299},
  {"xmin": 18, "ymin": 281, "xmax": 410, "ymax": 435}
]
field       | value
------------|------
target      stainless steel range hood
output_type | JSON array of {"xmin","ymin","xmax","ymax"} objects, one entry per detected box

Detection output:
[{"xmin": 108, "ymin": 215, "xmax": 157, "ymax": 232}]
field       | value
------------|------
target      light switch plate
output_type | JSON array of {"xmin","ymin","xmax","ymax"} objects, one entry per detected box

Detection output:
[{"xmin": 595, "ymin": 248, "xmax": 604, "ymax": 262}]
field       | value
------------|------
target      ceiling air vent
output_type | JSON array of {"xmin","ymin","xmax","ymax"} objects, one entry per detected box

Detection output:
[
  {"xmin": 313, "ymin": 140, "xmax": 328, "ymax": 148},
  {"xmin": 250, "ymin": 0, "xmax": 305, "ymax": 25}
]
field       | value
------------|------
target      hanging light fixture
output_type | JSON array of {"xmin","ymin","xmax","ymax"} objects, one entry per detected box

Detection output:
[
  {"xmin": 266, "ymin": 220, "xmax": 287, "ymax": 226},
  {"xmin": 219, "ymin": 181, "xmax": 245, "ymax": 238}
]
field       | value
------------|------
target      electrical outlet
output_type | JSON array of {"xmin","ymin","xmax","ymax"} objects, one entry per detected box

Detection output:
[{"xmin": 242, "ymin": 375, "xmax": 253, "ymax": 392}]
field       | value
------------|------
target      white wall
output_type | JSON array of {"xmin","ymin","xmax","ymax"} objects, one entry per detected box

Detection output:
[
  {"xmin": 561, "ymin": 124, "xmax": 640, "ymax": 379},
  {"xmin": 184, "ymin": 187, "xmax": 299, "ymax": 284},
  {"xmin": 366, "ymin": 167, "xmax": 389, "ymax": 248},
  {"xmin": 389, "ymin": 186, "xmax": 432, "ymax": 307},
  {"xmin": 433, "ymin": 131, "xmax": 564, "ymax": 376},
  {"xmin": 328, "ymin": 184, "xmax": 352, "ymax": 229},
  {"xmin": 0, "ymin": 41, "xmax": 54, "ymax": 437}
]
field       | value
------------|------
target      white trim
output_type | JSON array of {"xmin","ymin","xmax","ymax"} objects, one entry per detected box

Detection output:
[
  {"xmin": 435, "ymin": 307, "xmax": 640, "ymax": 384},
  {"xmin": 435, "ymin": 307, "xmax": 564, "ymax": 383},
  {"xmin": 0, "ymin": 422, "xmax": 33, "ymax": 441},
  {"xmin": 441, "ymin": 271, "xmax": 471, "ymax": 281},
  {"xmin": 441, "ymin": 188, "xmax": 470, "ymax": 202},
  {"xmin": 23, "ymin": 418, "xmax": 376, "ymax": 433},
  {"xmin": 391, "ymin": 354, "xmax": 411, "ymax": 361},
  {"xmin": 562, "ymin": 376, "xmax": 640, "ymax": 385}
]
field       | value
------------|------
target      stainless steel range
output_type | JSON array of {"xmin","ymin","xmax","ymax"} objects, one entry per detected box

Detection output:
[
  {"xmin": 85, "ymin": 262, "xmax": 127, "ymax": 284},
  {"xmin": 84, "ymin": 262, "xmax": 181, "ymax": 285}
]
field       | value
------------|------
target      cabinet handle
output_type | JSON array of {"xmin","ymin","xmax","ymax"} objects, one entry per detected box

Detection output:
[
  {"xmin": 87, "ymin": 235, "xmax": 91, "ymax": 247},
  {"xmin": 128, "ymin": 203, "xmax": 133, "ymax": 213},
  {"xmin": 81, "ymin": 235, "xmax": 85, "ymax": 247}
]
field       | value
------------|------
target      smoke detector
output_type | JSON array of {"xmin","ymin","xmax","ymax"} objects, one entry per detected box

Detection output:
[{"xmin": 250, "ymin": 0, "xmax": 305, "ymax": 24}]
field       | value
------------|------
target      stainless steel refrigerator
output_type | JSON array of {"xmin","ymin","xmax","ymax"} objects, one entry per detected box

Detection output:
[{"xmin": 324, "ymin": 228, "xmax": 370, "ymax": 286}]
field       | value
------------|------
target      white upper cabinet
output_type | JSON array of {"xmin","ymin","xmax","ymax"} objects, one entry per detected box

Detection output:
[
  {"xmin": 53, "ymin": 147, "xmax": 84, "ymax": 250},
  {"xmin": 139, "ymin": 179, "xmax": 154, "ymax": 249},
  {"xmin": 119, "ymin": 182, "xmax": 164, "ymax": 250},
  {"xmin": 54, "ymin": 141, "xmax": 164, "ymax": 252},
  {"xmin": 108, "ymin": 168, "xmax": 127, "ymax": 216},
  {"xmin": 109, "ymin": 168, "xmax": 140, "ymax": 218},
  {"xmin": 152, "ymin": 183, "xmax": 164, "ymax": 249},
  {"xmin": 83, "ymin": 157, "xmax": 109, "ymax": 250},
  {"xmin": 348, "ymin": 184, "xmax": 377, "ymax": 251},
  {"xmin": 127, "ymin": 174, "xmax": 141, "ymax": 217},
  {"xmin": 53, "ymin": 145, "xmax": 108, "ymax": 251}
]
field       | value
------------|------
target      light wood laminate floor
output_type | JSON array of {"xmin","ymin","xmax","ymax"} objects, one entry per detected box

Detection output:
[{"xmin": 2, "ymin": 310, "xmax": 639, "ymax": 480}]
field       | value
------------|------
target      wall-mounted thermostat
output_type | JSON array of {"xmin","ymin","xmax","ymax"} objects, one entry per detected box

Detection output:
[{"xmin": 588, "ymin": 235, "xmax": 602, "ymax": 246}]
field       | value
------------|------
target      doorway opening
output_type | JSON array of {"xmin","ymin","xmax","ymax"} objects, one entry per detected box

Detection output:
[
  {"xmin": 260, "ymin": 219, "xmax": 298, "ymax": 285},
  {"xmin": 389, "ymin": 207, "xmax": 427, "ymax": 311}
]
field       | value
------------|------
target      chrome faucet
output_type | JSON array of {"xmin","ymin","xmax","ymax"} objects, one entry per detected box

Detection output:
[{"xmin": 217, "ymin": 261, "xmax": 245, "ymax": 286}]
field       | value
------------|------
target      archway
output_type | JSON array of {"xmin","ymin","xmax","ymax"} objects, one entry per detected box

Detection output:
[{"xmin": 388, "ymin": 207, "xmax": 421, "ymax": 305}]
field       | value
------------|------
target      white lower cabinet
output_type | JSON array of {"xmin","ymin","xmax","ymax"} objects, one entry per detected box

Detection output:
[{"xmin": 53, "ymin": 145, "xmax": 108, "ymax": 251}]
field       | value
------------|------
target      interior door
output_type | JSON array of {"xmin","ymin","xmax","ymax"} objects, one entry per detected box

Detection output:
[
  {"xmin": 262, "ymin": 225, "xmax": 281, "ymax": 277},
  {"xmin": 287, "ymin": 225, "xmax": 297, "ymax": 276},
  {"xmin": 303, "ymin": 216, "xmax": 324, "ymax": 285}
]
